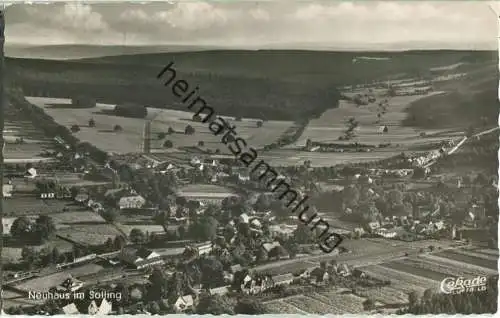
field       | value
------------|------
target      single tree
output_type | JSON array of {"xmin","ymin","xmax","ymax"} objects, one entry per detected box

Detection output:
[
  {"xmin": 113, "ymin": 124, "xmax": 123, "ymax": 132},
  {"xmin": 185, "ymin": 125, "xmax": 195, "ymax": 135},
  {"xmin": 130, "ymin": 228, "xmax": 146, "ymax": 244},
  {"xmin": 163, "ymin": 140, "xmax": 174, "ymax": 148},
  {"xmin": 102, "ymin": 208, "xmax": 119, "ymax": 223},
  {"xmin": 70, "ymin": 124, "xmax": 80, "ymax": 133}
]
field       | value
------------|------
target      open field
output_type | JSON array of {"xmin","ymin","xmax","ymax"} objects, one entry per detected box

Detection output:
[
  {"xmin": 472, "ymin": 248, "xmax": 499, "ymax": 257},
  {"xmin": 285, "ymin": 295, "xmax": 339, "ymax": 315},
  {"xmin": 4, "ymin": 196, "xmax": 74, "ymax": 217},
  {"xmin": 13, "ymin": 264, "xmax": 104, "ymax": 292},
  {"xmin": 399, "ymin": 257, "xmax": 490, "ymax": 278},
  {"xmin": 257, "ymin": 148, "xmax": 403, "ymax": 167},
  {"xmin": 288, "ymin": 93, "xmax": 456, "ymax": 147},
  {"xmin": 354, "ymin": 286, "xmax": 410, "ymax": 306},
  {"xmin": 117, "ymin": 224, "xmax": 165, "ymax": 236},
  {"xmin": 57, "ymin": 224, "xmax": 122, "ymax": 246},
  {"xmin": 49, "ymin": 211, "xmax": 106, "ymax": 225},
  {"xmin": 419, "ymin": 254, "xmax": 498, "ymax": 276},
  {"xmin": 25, "ymin": 97, "xmax": 293, "ymax": 155},
  {"xmin": 310, "ymin": 290, "xmax": 366, "ymax": 313},
  {"xmin": 360, "ymin": 264, "xmax": 440, "ymax": 291},
  {"xmin": 379, "ymin": 260, "xmax": 450, "ymax": 282}
]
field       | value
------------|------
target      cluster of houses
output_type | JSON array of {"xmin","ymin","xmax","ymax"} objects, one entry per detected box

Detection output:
[
  {"xmin": 391, "ymin": 86, "xmax": 433, "ymax": 96},
  {"xmin": 171, "ymin": 262, "xmax": 356, "ymax": 312}
]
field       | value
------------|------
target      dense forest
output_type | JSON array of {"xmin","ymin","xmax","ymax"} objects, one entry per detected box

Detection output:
[{"xmin": 5, "ymin": 50, "xmax": 495, "ymax": 122}]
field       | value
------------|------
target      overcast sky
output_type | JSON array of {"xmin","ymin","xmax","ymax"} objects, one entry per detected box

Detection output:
[{"xmin": 4, "ymin": 1, "xmax": 498, "ymax": 49}]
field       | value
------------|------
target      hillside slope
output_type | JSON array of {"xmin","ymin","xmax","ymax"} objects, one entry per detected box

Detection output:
[{"xmin": 5, "ymin": 50, "xmax": 496, "ymax": 122}]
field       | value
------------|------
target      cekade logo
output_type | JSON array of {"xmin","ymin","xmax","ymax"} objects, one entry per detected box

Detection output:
[{"xmin": 440, "ymin": 276, "xmax": 487, "ymax": 294}]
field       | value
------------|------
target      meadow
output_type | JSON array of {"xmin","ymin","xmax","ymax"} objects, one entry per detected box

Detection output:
[
  {"xmin": 287, "ymin": 91, "xmax": 461, "ymax": 149},
  {"xmin": 25, "ymin": 97, "xmax": 293, "ymax": 155}
]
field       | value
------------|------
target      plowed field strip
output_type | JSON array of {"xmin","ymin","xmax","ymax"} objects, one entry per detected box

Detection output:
[
  {"xmin": 435, "ymin": 250, "xmax": 498, "ymax": 270},
  {"xmin": 419, "ymin": 254, "xmax": 498, "ymax": 276}
]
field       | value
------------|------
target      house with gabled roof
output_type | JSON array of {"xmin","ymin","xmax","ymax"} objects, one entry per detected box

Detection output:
[
  {"xmin": 119, "ymin": 247, "xmax": 164, "ymax": 269},
  {"xmin": 88, "ymin": 298, "xmax": 112, "ymax": 315},
  {"xmin": 173, "ymin": 294, "xmax": 194, "ymax": 312},
  {"xmin": 62, "ymin": 303, "xmax": 80, "ymax": 315}
]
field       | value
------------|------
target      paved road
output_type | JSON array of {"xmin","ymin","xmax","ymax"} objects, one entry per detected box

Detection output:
[{"xmin": 425, "ymin": 126, "xmax": 499, "ymax": 168}]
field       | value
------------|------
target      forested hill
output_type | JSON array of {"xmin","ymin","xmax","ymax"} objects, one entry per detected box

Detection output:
[{"xmin": 5, "ymin": 50, "xmax": 495, "ymax": 121}]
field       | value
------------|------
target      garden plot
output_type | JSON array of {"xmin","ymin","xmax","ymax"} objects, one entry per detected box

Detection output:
[
  {"xmin": 264, "ymin": 299, "xmax": 308, "ymax": 314},
  {"xmin": 450, "ymin": 248, "xmax": 500, "ymax": 262},
  {"xmin": 419, "ymin": 254, "xmax": 498, "ymax": 276},
  {"xmin": 284, "ymin": 295, "xmax": 338, "ymax": 315},
  {"xmin": 435, "ymin": 250, "xmax": 498, "ymax": 271},
  {"xmin": 354, "ymin": 286, "xmax": 411, "ymax": 305},
  {"xmin": 312, "ymin": 290, "xmax": 366, "ymax": 313},
  {"xmin": 380, "ymin": 260, "xmax": 450, "ymax": 282},
  {"xmin": 50, "ymin": 211, "xmax": 106, "ymax": 225},
  {"xmin": 360, "ymin": 264, "xmax": 440, "ymax": 292},
  {"xmin": 402, "ymin": 257, "xmax": 487, "ymax": 278}
]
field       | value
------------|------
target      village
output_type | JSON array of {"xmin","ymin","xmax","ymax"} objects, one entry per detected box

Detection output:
[{"xmin": 1, "ymin": 111, "xmax": 497, "ymax": 315}]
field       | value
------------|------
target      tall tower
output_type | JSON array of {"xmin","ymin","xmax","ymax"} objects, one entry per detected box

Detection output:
[{"xmin": 143, "ymin": 121, "xmax": 152, "ymax": 154}]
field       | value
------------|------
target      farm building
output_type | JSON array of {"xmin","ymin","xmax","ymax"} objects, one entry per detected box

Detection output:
[
  {"xmin": 118, "ymin": 195, "xmax": 146, "ymax": 210},
  {"xmin": 119, "ymin": 247, "xmax": 164, "ymax": 269}
]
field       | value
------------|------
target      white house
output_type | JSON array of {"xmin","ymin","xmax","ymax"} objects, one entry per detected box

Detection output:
[
  {"xmin": 25, "ymin": 168, "xmax": 37, "ymax": 179},
  {"xmin": 88, "ymin": 298, "xmax": 112, "ymax": 315},
  {"xmin": 239, "ymin": 213, "xmax": 250, "ymax": 224},
  {"xmin": 119, "ymin": 247, "xmax": 164, "ymax": 269},
  {"xmin": 193, "ymin": 242, "xmax": 213, "ymax": 256},
  {"xmin": 173, "ymin": 295, "xmax": 194, "ymax": 312},
  {"xmin": 118, "ymin": 195, "xmax": 146, "ymax": 210}
]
